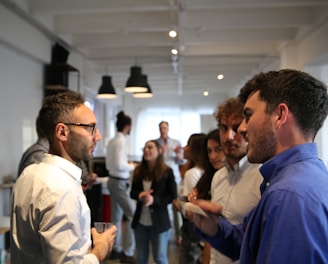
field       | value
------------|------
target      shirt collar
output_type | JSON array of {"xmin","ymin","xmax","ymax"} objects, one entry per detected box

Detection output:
[
  {"xmin": 259, "ymin": 143, "xmax": 318, "ymax": 194},
  {"xmin": 223, "ymin": 155, "xmax": 248, "ymax": 172},
  {"xmin": 117, "ymin": 132, "xmax": 125, "ymax": 137},
  {"xmin": 43, "ymin": 154, "xmax": 82, "ymax": 183}
]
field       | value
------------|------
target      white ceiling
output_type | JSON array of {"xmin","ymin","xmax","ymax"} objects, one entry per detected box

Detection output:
[{"xmin": 6, "ymin": 0, "xmax": 328, "ymax": 97}]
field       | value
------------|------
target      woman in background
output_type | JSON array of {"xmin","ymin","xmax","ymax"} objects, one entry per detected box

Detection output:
[
  {"xmin": 130, "ymin": 140, "xmax": 177, "ymax": 264},
  {"xmin": 178, "ymin": 133, "xmax": 207, "ymax": 264},
  {"xmin": 188, "ymin": 129, "xmax": 225, "ymax": 264}
]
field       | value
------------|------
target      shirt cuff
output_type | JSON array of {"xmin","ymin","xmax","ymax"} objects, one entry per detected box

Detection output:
[{"xmin": 85, "ymin": 253, "xmax": 100, "ymax": 264}]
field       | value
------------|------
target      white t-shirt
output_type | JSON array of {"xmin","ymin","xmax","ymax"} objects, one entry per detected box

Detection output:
[{"xmin": 181, "ymin": 166, "xmax": 204, "ymax": 196}]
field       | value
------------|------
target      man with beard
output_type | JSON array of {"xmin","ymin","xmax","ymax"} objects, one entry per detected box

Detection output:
[
  {"xmin": 106, "ymin": 110, "xmax": 137, "ymax": 263},
  {"xmin": 191, "ymin": 69, "xmax": 328, "ymax": 263},
  {"xmin": 206, "ymin": 97, "xmax": 263, "ymax": 264},
  {"xmin": 11, "ymin": 91, "xmax": 117, "ymax": 263}
]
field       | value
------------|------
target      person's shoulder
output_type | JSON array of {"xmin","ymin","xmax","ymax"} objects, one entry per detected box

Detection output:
[
  {"xmin": 184, "ymin": 167, "xmax": 198, "ymax": 177},
  {"xmin": 170, "ymin": 137, "xmax": 180, "ymax": 142},
  {"xmin": 169, "ymin": 137, "xmax": 181, "ymax": 145},
  {"xmin": 108, "ymin": 134, "xmax": 124, "ymax": 144},
  {"xmin": 165, "ymin": 166, "xmax": 174, "ymax": 175},
  {"xmin": 243, "ymin": 162, "xmax": 262, "ymax": 177},
  {"xmin": 213, "ymin": 165, "xmax": 228, "ymax": 176}
]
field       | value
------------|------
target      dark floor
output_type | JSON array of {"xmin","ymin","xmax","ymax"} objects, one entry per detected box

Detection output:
[{"xmin": 103, "ymin": 231, "xmax": 180, "ymax": 264}]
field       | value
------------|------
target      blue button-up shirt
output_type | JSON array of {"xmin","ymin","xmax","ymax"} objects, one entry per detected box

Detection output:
[{"xmin": 198, "ymin": 143, "xmax": 328, "ymax": 264}]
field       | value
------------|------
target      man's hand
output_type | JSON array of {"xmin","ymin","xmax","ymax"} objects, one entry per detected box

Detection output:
[
  {"xmin": 82, "ymin": 172, "xmax": 98, "ymax": 191},
  {"xmin": 91, "ymin": 224, "xmax": 117, "ymax": 261},
  {"xmin": 189, "ymin": 199, "xmax": 223, "ymax": 236},
  {"xmin": 172, "ymin": 198, "xmax": 182, "ymax": 211},
  {"xmin": 174, "ymin": 145, "xmax": 183, "ymax": 160}
]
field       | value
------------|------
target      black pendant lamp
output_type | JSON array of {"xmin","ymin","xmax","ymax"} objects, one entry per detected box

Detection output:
[
  {"xmin": 133, "ymin": 75, "xmax": 153, "ymax": 98},
  {"xmin": 97, "ymin": 76, "xmax": 117, "ymax": 99},
  {"xmin": 124, "ymin": 66, "xmax": 148, "ymax": 93}
]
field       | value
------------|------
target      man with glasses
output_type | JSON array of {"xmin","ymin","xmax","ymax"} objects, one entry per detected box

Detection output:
[
  {"xmin": 11, "ymin": 91, "xmax": 117, "ymax": 264},
  {"xmin": 17, "ymin": 115, "xmax": 98, "ymax": 191}
]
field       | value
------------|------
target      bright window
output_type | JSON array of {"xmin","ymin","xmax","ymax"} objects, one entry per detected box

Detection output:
[{"xmin": 134, "ymin": 108, "xmax": 201, "ymax": 156}]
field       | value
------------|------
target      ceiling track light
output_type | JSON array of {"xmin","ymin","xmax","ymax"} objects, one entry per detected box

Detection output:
[
  {"xmin": 97, "ymin": 75, "xmax": 117, "ymax": 99},
  {"xmin": 171, "ymin": 48, "xmax": 178, "ymax": 55},
  {"xmin": 133, "ymin": 75, "xmax": 153, "ymax": 98},
  {"xmin": 169, "ymin": 30, "xmax": 177, "ymax": 38},
  {"xmin": 217, "ymin": 74, "xmax": 224, "ymax": 80},
  {"xmin": 125, "ymin": 66, "xmax": 148, "ymax": 93}
]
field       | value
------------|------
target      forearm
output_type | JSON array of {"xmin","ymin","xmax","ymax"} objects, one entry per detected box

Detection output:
[
  {"xmin": 195, "ymin": 218, "xmax": 244, "ymax": 261},
  {"xmin": 91, "ymin": 242, "xmax": 108, "ymax": 263}
]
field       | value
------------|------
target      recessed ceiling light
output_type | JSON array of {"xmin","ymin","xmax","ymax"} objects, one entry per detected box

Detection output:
[
  {"xmin": 171, "ymin": 48, "xmax": 178, "ymax": 55},
  {"xmin": 169, "ymin": 30, "xmax": 177, "ymax": 38},
  {"xmin": 203, "ymin": 91, "xmax": 209, "ymax": 96},
  {"xmin": 217, "ymin": 74, "xmax": 224, "ymax": 80}
]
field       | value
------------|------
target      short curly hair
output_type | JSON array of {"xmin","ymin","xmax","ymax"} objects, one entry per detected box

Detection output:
[{"xmin": 214, "ymin": 97, "xmax": 244, "ymax": 125}]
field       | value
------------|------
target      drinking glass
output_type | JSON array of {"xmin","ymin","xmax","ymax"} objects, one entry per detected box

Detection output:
[{"xmin": 94, "ymin": 222, "xmax": 113, "ymax": 233}]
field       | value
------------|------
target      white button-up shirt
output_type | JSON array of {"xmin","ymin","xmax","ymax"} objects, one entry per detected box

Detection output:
[
  {"xmin": 209, "ymin": 156, "xmax": 262, "ymax": 264},
  {"xmin": 11, "ymin": 154, "xmax": 98, "ymax": 264},
  {"xmin": 106, "ymin": 132, "xmax": 134, "ymax": 179}
]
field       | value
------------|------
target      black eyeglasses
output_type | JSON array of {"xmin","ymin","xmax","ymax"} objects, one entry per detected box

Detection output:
[{"xmin": 64, "ymin": 123, "xmax": 97, "ymax": 136}]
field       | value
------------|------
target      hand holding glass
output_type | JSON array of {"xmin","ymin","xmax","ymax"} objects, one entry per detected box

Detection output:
[{"xmin": 94, "ymin": 222, "xmax": 113, "ymax": 233}]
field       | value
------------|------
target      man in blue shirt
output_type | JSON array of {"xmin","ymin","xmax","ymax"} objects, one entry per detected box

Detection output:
[{"xmin": 191, "ymin": 69, "xmax": 328, "ymax": 263}]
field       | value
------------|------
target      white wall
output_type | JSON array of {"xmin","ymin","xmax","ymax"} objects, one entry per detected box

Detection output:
[{"xmin": 0, "ymin": 3, "xmax": 51, "ymax": 248}]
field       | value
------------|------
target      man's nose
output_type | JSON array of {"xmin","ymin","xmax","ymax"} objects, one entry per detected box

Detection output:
[
  {"xmin": 95, "ymin": 128, "xmax": 102, "ymax": 141},
  {"xmin": 238, "ymin": 119, "xmax": 247, "ymax": 138},
  {"xmin": 228, "ymin": 128, "xmax": 236, "ymax": 140}
]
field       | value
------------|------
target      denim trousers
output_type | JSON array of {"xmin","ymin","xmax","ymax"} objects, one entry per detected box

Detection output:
[
  {"xmin": 134, "ymin": 223, "xmax": 170, "ymax": 264},
  {"xmin": 107, "ymin": 178, "xmax": 136, "ymax": 256}
]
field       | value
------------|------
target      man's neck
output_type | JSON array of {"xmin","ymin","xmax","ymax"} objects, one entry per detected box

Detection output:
[
  {"xmin": 227, "ymin": 157, "xmax": 242, "ymax": 171},
  {"xmin": 120, "ymin": 130, "xmax": 127, "ymax": 136}
]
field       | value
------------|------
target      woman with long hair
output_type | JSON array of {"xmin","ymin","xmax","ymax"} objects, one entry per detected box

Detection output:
[
  {"xmin": 188, "ymin": 129, "xmax": 225, "ymax": 264},
  {"xmin": 130, "ymin": 139, "xmax": 177, "ymax": 264},
  {"xmin": 178, "ymin": 133, "xmax": 207, "ymax": 264}
]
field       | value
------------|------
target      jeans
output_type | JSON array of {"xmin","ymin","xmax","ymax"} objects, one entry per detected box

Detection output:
[
  {"xmin": 107, "ymin": 178, "xmax": 136, "ymax": 256},
  {"xmin": 134, "ymin": 223, "xmax": 170, "ymax": 264}
]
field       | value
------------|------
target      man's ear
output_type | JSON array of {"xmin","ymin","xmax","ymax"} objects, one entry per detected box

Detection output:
[
  {"xmin": 55, "ymin": 123, "xmax": 69, "ymax": 141},
  {"xmin": 275, "ymin": 103, "xmax": 289, "ymax": 129}
]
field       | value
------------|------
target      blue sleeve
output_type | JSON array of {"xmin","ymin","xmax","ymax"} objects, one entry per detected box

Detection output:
[
  {"xmin": 195, "ymin": 217, "xmax": 244, "ymax": 261},
  {"xmin": 251, "ymin": 189, "xmax": 328, "ymax": 263}
]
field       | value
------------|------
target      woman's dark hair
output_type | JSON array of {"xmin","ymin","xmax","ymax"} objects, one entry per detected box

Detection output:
[
  {"xmin": 195, "ymin": 129, "xmax": 221, "ymax": 200},
  {"xmin": 133, "ymin": 140, "xmax": 169, "ymax": 182},
  {"xmin": 116, "ymin": 111, "xmax": 132, "ymax": 132},
  {"xmin": 187, "ymin": 133, "xmax": 207, "ymax": 169}
]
